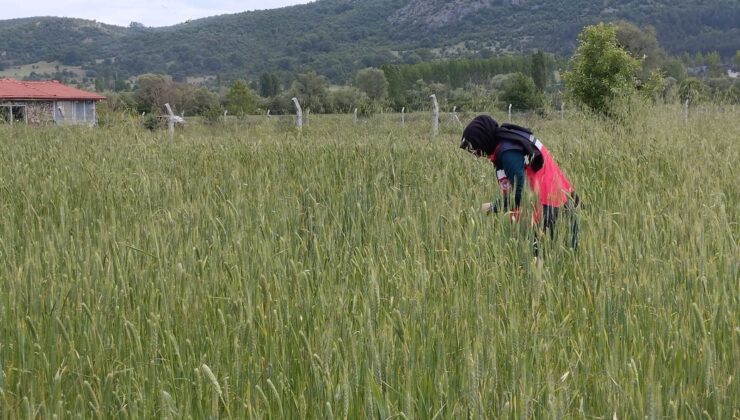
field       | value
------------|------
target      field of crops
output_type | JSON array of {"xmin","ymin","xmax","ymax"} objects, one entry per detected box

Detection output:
[{"xmin": 0, "ymin": 105, "xmax": 737, "ymax": 418}]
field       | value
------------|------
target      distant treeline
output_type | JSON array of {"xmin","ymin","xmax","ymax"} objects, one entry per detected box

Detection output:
[
  {"xmin": 382, "ymin": 55, "xmax": 561, "ymax": 94},
  {"xmin": 1, "ymin": 1, "xmax": 739, "ymax": 84},
  {"xmin": 379, "ymin": 54, "xmax": 563, "ymax": 109}
]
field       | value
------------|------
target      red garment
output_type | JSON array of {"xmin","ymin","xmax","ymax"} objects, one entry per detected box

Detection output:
[
  {"xmin": 488, "ymin": 144, "xmax": 574, "ymax": 224},
  {"xmin": 525, "ymin": 146, "xmax": 573, "ymax": 224},
  {"xmin": 525, "ymin": 145, "xmax": 573, "ymax": 207}
]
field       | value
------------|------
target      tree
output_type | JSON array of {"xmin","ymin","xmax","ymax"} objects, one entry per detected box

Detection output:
[
  {"xmin": 291, "ymin": 72, "xmax": 329, "ymax": 113},
  {"xmin": 190, "ymin": 88, "xmax": 221, "ymax": 117},
  {"xmin": 563, "ymin": 23, "xmax": 640, "ymax": 116},
  {"xmin": 60, "ymin": 48, "xmax": 86, "ymax": 66},
  {"xmin": 662, "ymin": 58, "xmax": 687, "ymax": 82},
  {"xmin": 404, "ymin": 79, "xmax": 449, "ymax": 111},
  {"xmin": 706, "ymin": 52, "xmax": 723, "ymax": 78},
  {"xmin": 355, "ymin": 68, "xmax": 389, "ymax": 102},
  {"xmin": 692, "ymin": 52, "xmax": 705, "ymax": 67},
  {"xmin": 614, "ymin": 21, "xmax": 663, "ymax": 79},
  {"xmin": 329, "ymin": 86, "xmax": 368, "ymax": 113},
  {"xmin": 501, "ymin": 73, "xmax": 543, "ymax": 111},
  {"xmin": 640, "ymin": 70, "xmax": 665, "ymax": 103},
  {"xmin": 104, "ymin": 92, "xmax": 138, "ymax": 114},
  {"xmin": 224, "ymin": 80, "xmax": 259, "ymax": 116},
  {"xmin": 531, "ymin": 50, "xmax": 547, "ymax": 92},
  {"xmin": 380, "ymin": 64, "xmax": 405, "ymax": 107},
  {"xmin": 134, "ymin": 74, "xmax": 170, "ymax": 114},
  {"xmin": 263, "ymin": 94, "xmax": 293, "ymax": 115},
  {"xmin": 678, "ymin": 78, "xmax": 708, "ymax": 104},
  {"xmin": 720, "ymin": 82, "xmax": 740, "ymax": 104},
  {"xmin": 259, "ymin": 73, "xmax": 281, "ymax": 97},
  {"xmin": 491, "ymin": 73, "xmax": 516, "ymax": 91},
  {"xmin": 114, "ymin": 79, "xmax": 130, "ymax": 92}
]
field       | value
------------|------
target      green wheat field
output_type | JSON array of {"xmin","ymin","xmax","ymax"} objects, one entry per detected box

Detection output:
[{"xmin": 0, "ymin": 105, "xmax": 738, "ymax": 418}]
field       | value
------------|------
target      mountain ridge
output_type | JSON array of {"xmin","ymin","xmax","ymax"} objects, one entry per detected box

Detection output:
[{"xmin": 0, "ymin": 0, "xmax": 738, "ymax": 83}]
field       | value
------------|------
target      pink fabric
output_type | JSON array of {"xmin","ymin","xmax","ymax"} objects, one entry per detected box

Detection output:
[{"xmin": 525, "ymin": 146, "xmax": 573, "ymax": 207}]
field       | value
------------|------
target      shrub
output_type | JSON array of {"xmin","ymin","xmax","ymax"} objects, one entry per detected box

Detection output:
[
  {"xmin": 500, "ymin": 73, "xmax": 544, "ymax": 111},
  {"xmin": 563, "ymin": 23, "xmax": 640, "ymax": 116},
  {"xmin": 678, "ymin": 78, "xmax": 708, "ymax": 104},
  {"xmin": 142, "ymin": 114, "xmax": 162, "ymax": 131}
]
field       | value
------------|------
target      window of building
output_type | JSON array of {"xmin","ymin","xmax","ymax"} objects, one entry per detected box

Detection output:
[{"xmin": 0, "ymin": 105, "xmax": 26, "ymax": 124}]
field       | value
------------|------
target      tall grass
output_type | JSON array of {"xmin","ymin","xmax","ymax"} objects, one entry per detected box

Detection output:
[{"xmin": 0, "ymin": 105, "xmax": 737, "ymax": 418}]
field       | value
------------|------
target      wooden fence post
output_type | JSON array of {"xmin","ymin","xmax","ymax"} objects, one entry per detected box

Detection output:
[
  {"xmin": 430, "ymin": 94, "xmax": 439, "ymax": 138},
  {"xmin": 291, "ymin": 97, "xmax": 302, "ymax": 130},
  {"xmin": 451, "ymin": 106, "xmax": 462, "ymax": 127},
  {"xmin": 508, "ymin": 104, "xmax": 512, "ymax": 122},
  {"xmin": 684, "ymin": 99, "xmax": 689, "ymax": 123},
  {"xmin": 401, "ymin": 107, "xmax": 405, "ymax": 126},
  {"xmin": 164, "ymin": 103, "xmax": 175, "ymax": 138}
]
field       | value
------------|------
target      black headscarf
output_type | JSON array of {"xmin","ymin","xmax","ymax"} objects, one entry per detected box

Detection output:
[
  {"xmin": 460, "ymin": 115, "xmax": 544, "ymax": 172},
  {"xmin": 460, "ymin": 115, "xmax": 499, "ymax": 156}
]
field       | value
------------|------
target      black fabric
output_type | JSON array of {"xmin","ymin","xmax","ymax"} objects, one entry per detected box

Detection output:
[
  {"xmin": 460, "ymin": 115, "xmax": 543, "ymax": 172},
  {"xmin": 533, "ymin": 194, "xmax": 580, "ymax": 257},
  {"xmin": 494, "ymin": 127, "xmax": 544, "ymax": 172},
  {"xmin": 493, "ymin": 139, "xmax": 525, "ymax": 164},
  {"xmin": 500, "ymin": 123, "xmax": 532, "ymax": 134},
  {"xmin": 460, "ymin": 115, "xmax": 500, "ymax": 156}
]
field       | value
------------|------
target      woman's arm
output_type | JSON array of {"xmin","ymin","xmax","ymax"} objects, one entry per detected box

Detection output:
[{"xmin": 497, "ymin": 150, "xmax": 526, "ymax": 211}]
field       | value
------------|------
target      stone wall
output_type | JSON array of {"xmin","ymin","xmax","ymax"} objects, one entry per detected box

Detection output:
[{"xmin": 26, "ymin": 101, "xmax": 55, "ymax": 125}]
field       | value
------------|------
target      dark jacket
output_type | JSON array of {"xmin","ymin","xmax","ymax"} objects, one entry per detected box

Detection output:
[{"xmin": 460, "ymin": 115, "xmax": 543, "ymax": 172}]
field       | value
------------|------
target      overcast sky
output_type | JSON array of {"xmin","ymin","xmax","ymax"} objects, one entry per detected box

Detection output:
[{"xmin": 1, "ymin": 0, "xmax": 315, "ymax": 27}]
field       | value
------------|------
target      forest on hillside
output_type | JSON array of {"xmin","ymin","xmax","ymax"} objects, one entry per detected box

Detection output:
[{"xmin": 0, "ymin": 0, "xmax": 738, "ymax": 83}]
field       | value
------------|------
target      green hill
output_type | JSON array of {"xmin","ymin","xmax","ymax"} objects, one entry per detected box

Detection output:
[{"xmin": 0, "ymin": 0, "xmax": 738, "ymax": 83}]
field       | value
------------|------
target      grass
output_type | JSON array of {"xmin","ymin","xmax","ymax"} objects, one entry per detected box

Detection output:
[
  {"xmin": 0, "ymin": 104, "xmax": 737, "ymax": 418},
  {"xmin": 0, "ymin": 61, "xmax": 85, "ymax": 80}
]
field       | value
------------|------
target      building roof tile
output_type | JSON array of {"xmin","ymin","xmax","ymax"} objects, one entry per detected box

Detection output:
[{"xmin": 0, "ymin": 79, "xmax": 106, "ymax": 101}]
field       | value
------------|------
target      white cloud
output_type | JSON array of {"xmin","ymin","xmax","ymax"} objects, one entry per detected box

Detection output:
[{"xmin": 1, "ymin": 0, "xmax": 314, "ymax": 27}]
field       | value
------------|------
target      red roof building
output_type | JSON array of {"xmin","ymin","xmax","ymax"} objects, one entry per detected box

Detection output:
[{"xmin": 0, "ymin": 79, "xmax": 106, "ymax": 126}]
